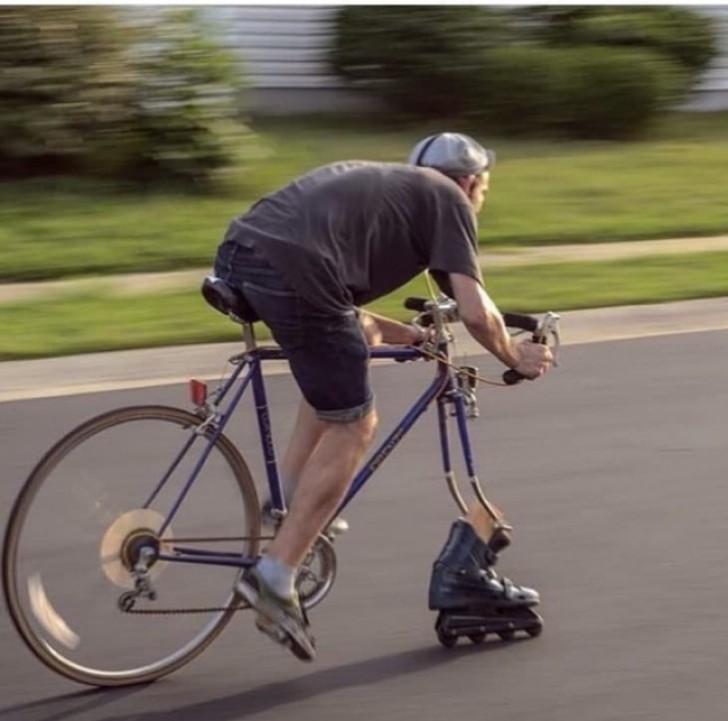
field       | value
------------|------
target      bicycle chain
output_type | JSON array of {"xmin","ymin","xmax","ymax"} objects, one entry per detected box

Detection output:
[
  {"xmin": 120, "ymin": 534, "xmax": 272, "ymax": 616},
  {"xmin": 123, "ymin": 601, "xmax": 250, "ymax": 615}
]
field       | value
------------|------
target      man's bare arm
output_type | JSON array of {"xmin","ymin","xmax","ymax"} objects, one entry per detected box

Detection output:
[
  {"xmin": 359, "ymin": 310, "xmax": 426, "ymax": 346},
  {"xmin": 449, "ymin": 273, "xmax": 551, "ymax": 379}
]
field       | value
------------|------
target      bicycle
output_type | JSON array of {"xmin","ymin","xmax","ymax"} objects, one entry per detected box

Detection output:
[{"xmin": 2, "ymin": 275, "xmax": 560, "ymax": 687}]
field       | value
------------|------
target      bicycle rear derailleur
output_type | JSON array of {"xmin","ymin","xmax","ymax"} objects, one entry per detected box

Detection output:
[{"xmin": 118, "ymin": 544, "xmax": 159, "ymax": 612}]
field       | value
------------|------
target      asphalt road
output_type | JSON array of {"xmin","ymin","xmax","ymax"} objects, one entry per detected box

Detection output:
[{"xmin": 1, "ymin": 330, "xmax": 728, "ymax": 721}]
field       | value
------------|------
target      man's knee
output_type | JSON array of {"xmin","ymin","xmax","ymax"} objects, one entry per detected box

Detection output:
[{"xmin": 322, "ymin": 406, "xmax": 378, "ymax": 449}]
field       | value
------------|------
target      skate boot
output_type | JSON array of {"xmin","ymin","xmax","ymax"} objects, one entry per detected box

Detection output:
[{"xmin": 429, "ymin": 519, "xmax": 543, "ymax": 647}]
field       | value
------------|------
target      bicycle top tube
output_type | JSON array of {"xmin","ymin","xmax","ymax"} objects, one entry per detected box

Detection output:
[{"xmin": 237, "ymin": 342, "xmax": 439, "ymax": 364}]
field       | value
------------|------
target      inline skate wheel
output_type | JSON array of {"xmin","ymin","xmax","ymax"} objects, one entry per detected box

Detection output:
[
  {"xmin": 525, "ymin": 613, "xmax": 544, "ymax": 638},
  {"xmin": 468, "ymin": 632, "xmax": 487, "ymax": 645},
  {"xmin": 498, "ymin": 630, "xmax": 515, "ymax": 641},
  {"xmin": 435, "ymin": 620, "xmax": 458, "ymax": 648}
]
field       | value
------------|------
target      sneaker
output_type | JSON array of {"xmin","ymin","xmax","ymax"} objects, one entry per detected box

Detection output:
[
  {"xmin": 261, "ymin": 499, "xmax": 349, "ymax": 538},
  {"xmin": 236, "ymin": 566, "xmax": 316, "ymax": 662}
]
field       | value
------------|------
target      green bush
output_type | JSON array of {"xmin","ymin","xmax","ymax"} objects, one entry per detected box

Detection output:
[
  {"xmin": 473, "ymin": 46, "xmax": 564, "ymax": 134},
  {"xmin": 107, "ymin": 9, "xmax": 251, "ymax": 186},
  {"xmin": 330, "ymin": 5, "xmax": 717, "ymax": 137},
  {"xmin": 331, "ymin": 6, "xmax": 510, "ymax": 118},
  {"xmin": 0, "ymin": 7, "xmax": 252, "ymax": 186},
  {"xmin": 478, "ymin": 46, "xmax": 684, "ymax": 139},
  {"xmin": 554, "ymin": 48, "xmax": 685, "ymax": 139},
  {"xmin": 0, "ymin": 7, "xmax": 133, "ymax": 175},
  {"xmin": 514, "ymin": 7, "xmax": 717, "ymax": 77}
]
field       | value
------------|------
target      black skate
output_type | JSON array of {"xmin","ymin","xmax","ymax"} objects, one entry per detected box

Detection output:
[{"xmin": 429, "ymin": 519, "xmax": 543, "ymax": 647}]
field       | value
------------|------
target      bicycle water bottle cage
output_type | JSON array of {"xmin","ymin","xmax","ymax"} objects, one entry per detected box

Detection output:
[{"xmin": 201, "ymin": 276, "xmax": 260, "ymax": 324}]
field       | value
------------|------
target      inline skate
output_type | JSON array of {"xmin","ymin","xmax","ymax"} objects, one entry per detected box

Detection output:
[{"xmin": 429, "ymin": 519, "xmax": 542, "ymax": 647}]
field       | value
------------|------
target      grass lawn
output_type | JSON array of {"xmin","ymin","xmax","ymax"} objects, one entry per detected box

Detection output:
[
  {"xmin": 1, "ymin": 112, "xmax": 728, "ymax": 283},
  {"xmin": 2, "ymin": 251, "xmax": 727, "ymax": 361}
]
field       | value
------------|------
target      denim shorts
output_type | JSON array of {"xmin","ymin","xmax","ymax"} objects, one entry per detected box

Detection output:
[{"xmin": 214, "ymin": 240, "xmax": 374, "ymax": 423}]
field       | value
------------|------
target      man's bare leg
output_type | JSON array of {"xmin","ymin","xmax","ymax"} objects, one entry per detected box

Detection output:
[
  {"xmin": 267, "ymin": 408, "xmax": 378, "ymax": 567},
  {"xmin": 237, "ymin": 408, "xmax": 377, "ymax": 660},
  {"xmin": 277, "ymin": 399, "xmax": 327, "ymax": 503}
]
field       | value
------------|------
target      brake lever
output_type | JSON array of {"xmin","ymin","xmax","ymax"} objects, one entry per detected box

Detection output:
[{"xmin": 535, "ymin": 311, "xmax": 561, "ymax": 367}]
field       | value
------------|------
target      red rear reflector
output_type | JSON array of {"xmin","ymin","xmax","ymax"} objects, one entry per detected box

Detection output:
[{"xmin": 189, "ymin": 379, "xmax": 207, "ymax": 405}]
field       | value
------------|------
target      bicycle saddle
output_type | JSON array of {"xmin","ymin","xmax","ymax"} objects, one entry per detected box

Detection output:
[{"xmin": 201, "ymin": 276, "xmax": 260, "ymax": 324}]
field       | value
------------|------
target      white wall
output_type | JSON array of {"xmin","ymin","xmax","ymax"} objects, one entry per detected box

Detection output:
[
  {"xmin": 683, "ymin": 6, "xmax": 728, "ymax": 110},
  {"xmin": 205, "ymin": 5, "xmax": 366, "ymax": 114}
]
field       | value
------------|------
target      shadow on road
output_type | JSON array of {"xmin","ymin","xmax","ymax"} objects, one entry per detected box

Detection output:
[
  {"xmin": 0, "ymin": 642, "xmax": 511, "ymax": 721},
  {"xmin": 0, "ymin": 687, "xmax": 142, "ymax": 721}
]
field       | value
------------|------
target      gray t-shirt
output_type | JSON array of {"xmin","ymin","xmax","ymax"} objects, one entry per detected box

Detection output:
[{"xmin": 224, "ymin": 161, "xmax": 482, "ymax": 314}]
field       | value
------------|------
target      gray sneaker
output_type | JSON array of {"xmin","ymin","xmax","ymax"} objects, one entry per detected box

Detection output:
[{"xmin": 236, "ymin": 566, "xmax": 316, "ymax": 662}]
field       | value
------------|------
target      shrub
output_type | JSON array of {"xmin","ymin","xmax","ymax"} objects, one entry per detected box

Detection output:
[
  {"xmin": 0, "ymin": 7, "xmax": 252, "ymax": 186},
  {"xmin": 473, "ymin": 46, "xmax": 564, "ymax": 133},
  {"xmin": 107, "ymin": 8, "xmax": 251, "ymax": 186},
  {"xmin": 513, "ymin": 7, "xmax": 717, "ymax": 78},
  {"xmin": 477, "ymin": 45, "xmax": 685, "ymax": 139},
  {"xmin": 330, "ymin": 5, "xmax": 717, "ymax": 136},
  {"xmin": 553, "ymin": 48, "xmax": 685, "ymax": 139},
  {"xmin": 0, "ymin": 7, "xmax": 133, "ymax": 176},
  {"xmin": 331, "ymin": 6, "xmax": 511, "ymax": 118}
]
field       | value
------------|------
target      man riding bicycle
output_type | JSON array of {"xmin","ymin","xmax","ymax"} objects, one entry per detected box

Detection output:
[{"xmin": 212, "ymin": 132, "xmax": 553, "ymax": 660}]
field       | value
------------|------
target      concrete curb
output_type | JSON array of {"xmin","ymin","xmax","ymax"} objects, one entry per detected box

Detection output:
[{"xmin": 2, "ymin": 297, "xmax": 727, "ymax": 404}]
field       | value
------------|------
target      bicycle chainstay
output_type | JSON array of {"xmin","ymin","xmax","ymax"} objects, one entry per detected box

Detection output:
[{"xmin": 120, "ymin": 533, "xmax": 272, "ymax": 616}]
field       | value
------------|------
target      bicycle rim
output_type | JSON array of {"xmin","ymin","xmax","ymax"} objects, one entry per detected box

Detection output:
[{"xmin": 2, "ymin": 405, "xmax": 261, "ymax": 687}]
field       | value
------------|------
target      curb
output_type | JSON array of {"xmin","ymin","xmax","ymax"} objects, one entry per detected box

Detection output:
[{"xmin": 2, "ymin": 297, "xmax": 728, "ymax": 404}]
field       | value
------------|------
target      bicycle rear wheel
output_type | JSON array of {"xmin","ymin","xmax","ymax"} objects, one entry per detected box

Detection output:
[{"xmin": 2, "ymin": 405, "xmax": 261, "ymax": 687}]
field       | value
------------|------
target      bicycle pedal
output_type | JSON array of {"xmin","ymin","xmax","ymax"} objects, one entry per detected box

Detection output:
[{"xmin": 325, "ymin": 517, "xmax": 349, "ymax": 538}]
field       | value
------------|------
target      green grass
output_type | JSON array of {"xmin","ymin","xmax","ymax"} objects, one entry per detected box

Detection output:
[
  {"xmin": 3, "ymin": 251, "xmax": 727, "ymax": 360},
  {"xmin": 2, "ymin": 112, "xmax": 728, "ymax": 283}
]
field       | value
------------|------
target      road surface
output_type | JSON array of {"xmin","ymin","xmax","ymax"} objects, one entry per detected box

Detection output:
[{"xmin": 1, "ymin": 329, "xmax": 727, "ymax": 721}]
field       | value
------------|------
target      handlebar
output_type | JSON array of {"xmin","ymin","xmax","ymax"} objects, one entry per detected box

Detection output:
[{"xmin": 405, "ymin": 296, "xmax": 560, "ymax": 384}]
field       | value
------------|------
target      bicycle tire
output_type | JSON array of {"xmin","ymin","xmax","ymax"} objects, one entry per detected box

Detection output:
[{"xmin": 2, "ymin": 405, "xmax": 261, "ymax": 687}]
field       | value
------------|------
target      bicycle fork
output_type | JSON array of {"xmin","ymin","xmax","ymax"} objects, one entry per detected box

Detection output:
[{"xmin": 437, "ymin": 385, "xmax": 512, "ymax": 550}]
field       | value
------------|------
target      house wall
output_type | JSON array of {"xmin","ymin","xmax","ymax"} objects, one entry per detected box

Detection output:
[
  {"xmin": 206, "ymin": 5, "xmax": 728, "ymax": 114},
  {"xmin": 205, "ymin": 5, "xmax": 363, "ymax": 114},
  {"xmin": 681, "ymin": 5, "xmax": 728, "ymax": 110}
]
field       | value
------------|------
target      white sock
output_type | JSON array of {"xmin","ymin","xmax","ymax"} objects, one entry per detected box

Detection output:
[{"xmin": 257, "ymin": 555, "xmax": 296, "ymax": 599}]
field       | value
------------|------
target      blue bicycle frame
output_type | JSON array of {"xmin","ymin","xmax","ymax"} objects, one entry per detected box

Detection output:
[{"xmin": 152, "ymin": 340, "xmax": 480, "ymax": 570}]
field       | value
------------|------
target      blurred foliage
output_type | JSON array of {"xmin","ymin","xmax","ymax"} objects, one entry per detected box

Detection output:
[
  {"xmin": 516, "ymin": 6, "xmax": 717, "ymax": 74},
  {"xmin": 480, "ymin": 46, "xmax": 686, "ymax": 139},
  {"xmin": 0, "ymin": 7, "xmax": 132, "ymax": 175},
  {"xmin": 330, "ymin": 6, "xmax": 511, "ymax": 118},
  {"xmin": 0, "ymin": 7, "xmax": 252, "ymax": 186},
  {"xmin": 552, "ymin": 48, "xmax": 686, "ymax": 139},
  {"xmin": 331, "ymin": 6, "xmax": 717, "ymax": 139}
]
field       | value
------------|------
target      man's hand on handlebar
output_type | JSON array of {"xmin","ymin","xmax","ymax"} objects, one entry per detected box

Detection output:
[{"xmin": 511, "ymin": 339, "xmax": 553, "ymax": 380}]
